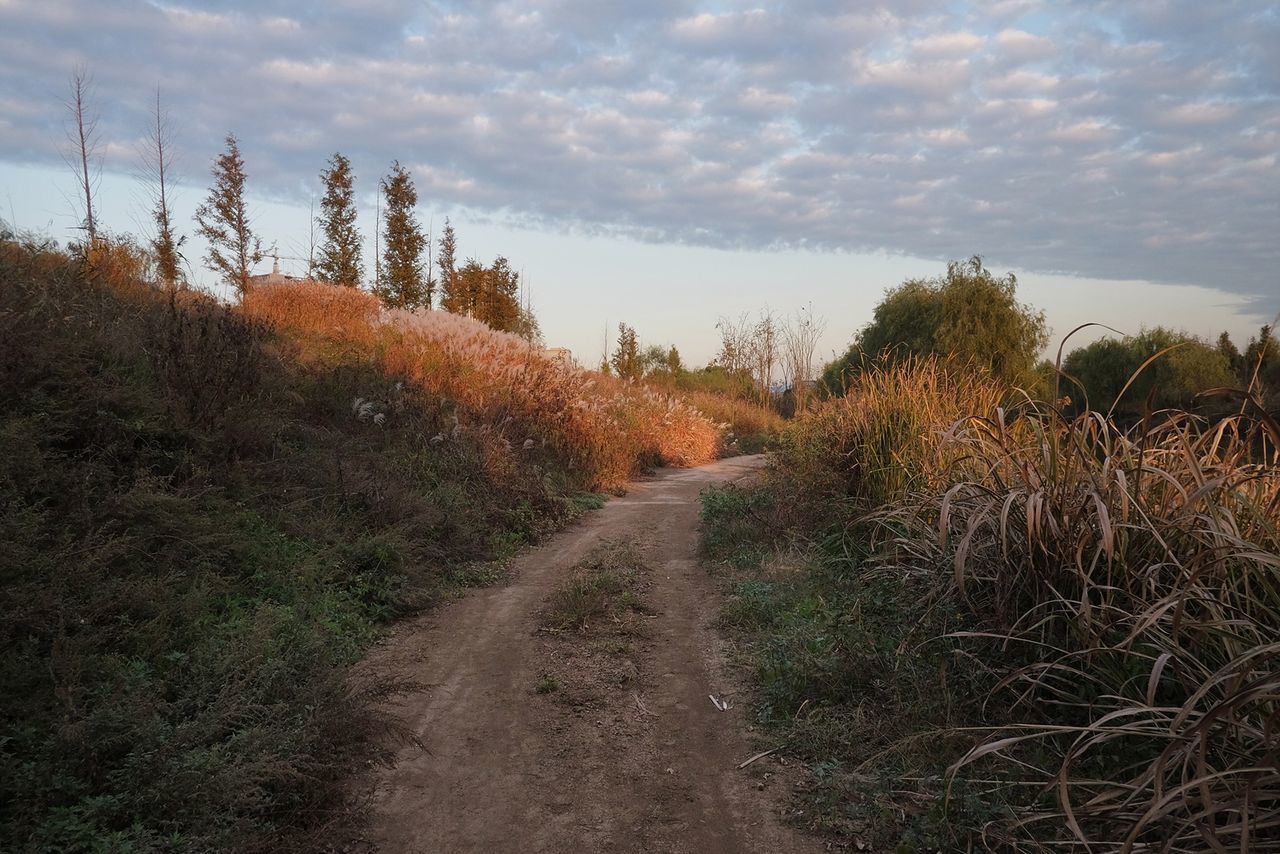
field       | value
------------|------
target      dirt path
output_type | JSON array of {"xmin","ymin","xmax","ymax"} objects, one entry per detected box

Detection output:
[{"xmin": 356, "ymin": 455, "xmax": 816, "ymax": 854}]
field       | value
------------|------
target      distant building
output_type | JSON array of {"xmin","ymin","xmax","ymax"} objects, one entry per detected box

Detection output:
[{"xmin": 247, "ymin": 256, "xmax": 322, "ymax": 289}]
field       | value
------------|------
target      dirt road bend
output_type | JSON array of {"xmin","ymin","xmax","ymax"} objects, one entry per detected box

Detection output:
[{"xmin": 358, "ymin": 454, "xmax": 815, "ymax": 854}]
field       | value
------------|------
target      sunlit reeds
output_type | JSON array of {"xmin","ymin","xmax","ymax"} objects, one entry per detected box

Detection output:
[{"xmin": 241, "ymin": 280, "xmax": 720, "ymax": 488}]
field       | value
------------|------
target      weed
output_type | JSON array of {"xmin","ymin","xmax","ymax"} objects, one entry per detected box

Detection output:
[{"xmin": 541, "ymin": 543, "xmax": 650, "ymax": 635}]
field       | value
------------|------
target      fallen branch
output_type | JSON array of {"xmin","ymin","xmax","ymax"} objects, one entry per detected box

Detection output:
[{"xmin": 737, "ymin": 747, "xmax": 781, "ymax": 770}]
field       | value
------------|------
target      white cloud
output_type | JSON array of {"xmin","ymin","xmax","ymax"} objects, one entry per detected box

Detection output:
[
  {"xmin": 0, "ymin": 0, "xmax": 1274, "ymax": 300},
  {"xmin": 994, "ymin": 28, "xmax": 1056, "ymax": 62}
]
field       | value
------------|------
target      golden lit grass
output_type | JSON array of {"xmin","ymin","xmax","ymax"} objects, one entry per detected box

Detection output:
[
  {"xmin": 775, "ymin": 355, "xmax": 1007, "ymax": 511},
  {"xmin": 241, "ymin": 281, "xmax": 719, "ymax": 488},
  {"xmin": 680, "ymin": 389, "xmax": 786, "ymax": 451}
]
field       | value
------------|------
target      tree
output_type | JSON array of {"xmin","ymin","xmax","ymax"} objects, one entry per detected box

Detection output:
[
  {"xmin": 822, "ymin": 256, "xmax": 1048, "ymax": 394},
  {"xmin": 716, "ymin": 311, "xmax": 778, "ymax": 403},
  {"xmin": 139, "ymin": 87, "xmax": 183, "ymax": 288},
  {"xmin": 375, "ymin": 161, "xmax": 428, "ymax": 309},
  {"xmin": 1217, "ymin": 331, "xmax": 1243, "ymax": 377},
  {"xmin": 781, "ymin": 304, "xmax": 827, "ymax": 413},
  {"xmin": 481, "ymin": 255, "xmax": 521, "ymax": 331},
  {"xmin": 746, "ymin": 311, "xmax": 779, "ymax": 407},
  {"xmin": 1062, "ymin": 327, "xmax": 1236, "ymax": 415},
  {"xmin": 514, "ymin": 303, "xmax": 542, "ymax": 345},
  {"xmin": 611, "ymin": 323, "xmax": 640, "ymax": 379},
  {"xmin": 437, "ymin": 218, "xmax": 458, "ymax": 308},
  {"xmin": 63, "ymin": 65, "xmax": 101, "ymax": 251},
  {"xmin": 443, "ymin": 254, "xmax": 523, "ymax": 331},
  {"xmin": 446, "ymin": 257, "xmax": 481, "ymax": 316},
  {"xmin": 638, "ymin": 344, "xmax": 667, "ymax": 377},
  {"xmin": 666, "ymin": 345, "xmax": 684, "ymax": 375},
  {"xmin": 315, "ymin": 152, "xmax": 362, "ymax": 287},
  {"xmin": 194, "ymin": 133, "xmax": 263, "ymax": 294}
]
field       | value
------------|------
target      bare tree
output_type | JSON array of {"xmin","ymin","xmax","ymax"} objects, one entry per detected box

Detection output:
[
  {"xmin": 746, "ymin": 311, "xmax": 778, "ymax": 407},
  {"xmin": 63, "ymin": 64, "xmax": 101, "ymax": 251},
  {"xmin": 139, "ymin": 87, "xmax": 183, "ymax": 288},
  {"xmin": 717, "ymin": 310, "xmax": 781, "ymax": 405},
  {"xmin": 306, "ymin": 196, "xmax": 317, "ymax": 278},
  {"xmin": 781, "ymin": 304, "xmax": 828, "ymax": 413},
  {"xmin": 715, "ymin": 312, "xmax": 752, "ymax": 376}
]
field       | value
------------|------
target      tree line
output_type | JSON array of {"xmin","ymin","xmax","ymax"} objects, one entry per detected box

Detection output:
[
  {"xmin": 818, "ymin": 256, "xmax": 1279, "ymax": 417},
  {"xmin": 603, "ymin": 306, "xmax": 826, "ymax": 416},
  {"xmin": 59, "ymin": 68, "xmax": 537, "ymax": 339}
]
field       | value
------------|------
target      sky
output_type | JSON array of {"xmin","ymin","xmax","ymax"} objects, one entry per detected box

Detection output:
[{"xmin": 1, "ymin": 0, "xmax": 1277, "ymax": 367}]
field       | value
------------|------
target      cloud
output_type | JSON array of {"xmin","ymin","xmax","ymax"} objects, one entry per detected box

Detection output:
[{"xmin": 0, "ymin": 0, "xmax": 1276, "ymax": 301}]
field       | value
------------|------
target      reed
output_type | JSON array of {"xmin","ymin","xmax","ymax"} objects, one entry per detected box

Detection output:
[
  {"xmin": 866, "ymin": 387, "xmax": 1280, "ymax": 850},
  {"xmin": 241, "ymin": 281, "xmax": 721, "ymax": 488}
]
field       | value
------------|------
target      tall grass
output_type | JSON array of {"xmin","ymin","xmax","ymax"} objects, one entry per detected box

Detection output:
[
  {"xmin": 679, "ymin": 389, "xmax": 786, "ymax": 455},
  {"xmin": 242, "ymin": 281, "xmax": 720, "ymax": 488},
  {"xmin": 871, "ymin": 398, "xmax": 1280, "ymax": 850},
  {"xmin": 712, "ymin": 356, "xmax": 1278, "ymax": 849},
  {"xmin": 772, "ymin": 355, "xmax": 1006, "ymax": 519}
]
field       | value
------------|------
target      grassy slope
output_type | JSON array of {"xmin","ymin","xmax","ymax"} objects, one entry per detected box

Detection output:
[{"xmin": 0, "ymin": 241, "xmax": 601, "ymax": 852}]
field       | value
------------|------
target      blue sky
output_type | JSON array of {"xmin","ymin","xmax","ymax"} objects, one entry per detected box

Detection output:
[{"xmin": 1, "ymin": 0, "xmax": 1277, "ymax": 366}]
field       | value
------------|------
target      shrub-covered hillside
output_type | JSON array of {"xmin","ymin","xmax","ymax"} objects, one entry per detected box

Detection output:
[{"xmin": 0, "ymin": 236, "xmax": 715, "ymax": 851}]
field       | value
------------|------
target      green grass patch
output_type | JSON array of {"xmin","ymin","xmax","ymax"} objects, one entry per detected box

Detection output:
[
  {"xmin": 540, "ymin": 542, "xmax": 650, "ymax": 635},
  {"xmin": 701, "ymin": 482, "xmax": 1002, "ymax": 851}
]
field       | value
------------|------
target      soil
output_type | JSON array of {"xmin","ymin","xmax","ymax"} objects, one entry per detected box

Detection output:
[{"xmin": 353, "ymin": 455, "xmax": 817, "ymax": 853}]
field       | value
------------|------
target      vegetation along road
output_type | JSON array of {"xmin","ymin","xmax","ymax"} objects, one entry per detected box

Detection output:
[{"xmin": 356, "ymin": 455, "xmax": 815, "ymax": 853}]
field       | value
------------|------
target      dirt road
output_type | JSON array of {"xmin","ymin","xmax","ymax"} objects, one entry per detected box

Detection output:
[{"xmin": 357, "ymin": 455, "xmax": 815, "ymax": 853}]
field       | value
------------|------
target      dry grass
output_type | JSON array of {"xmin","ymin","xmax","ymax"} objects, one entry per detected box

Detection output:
[
  {"xmin": 866, "ymin": 387, "xmax": 1280, "ymax": 850},
  {"xmin": 774, "ymin": 355, "xmax": 1007, "ymax": 516},
  {"xmin": 680, "ymin": 389, "xmax": 786, "ymax": 454},
  {"xmin": 241, "ymin": 281, "xmax": 720, "ymax": 488}
]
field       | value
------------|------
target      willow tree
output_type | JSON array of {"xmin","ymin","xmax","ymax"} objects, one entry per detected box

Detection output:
[{"xmin": 821, "ymin": 256, "xmax": 1048, "ymax": 393}]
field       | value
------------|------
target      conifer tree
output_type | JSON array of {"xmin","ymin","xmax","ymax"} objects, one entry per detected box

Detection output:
[
  {"xmin": 611, "ymin": 323, "xmax": 640, "ymax": 379},
  {"xmin": 194, "ymin": 133, "xmax": 262, "ymax": 294},
  {"xmin": 437, "ymin": 218, "xmax": 459, "ymax": 311},
  {"xmin": 315, "ymin": 152, "xmax": 363, "ymax": 287},
  {"xmin": 482, "ymin": 255, "xmax": 521, "ymax": 331},
  {"xmin": 375, "ymin": 161, "xmax": 428, "ymax": 309}
]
